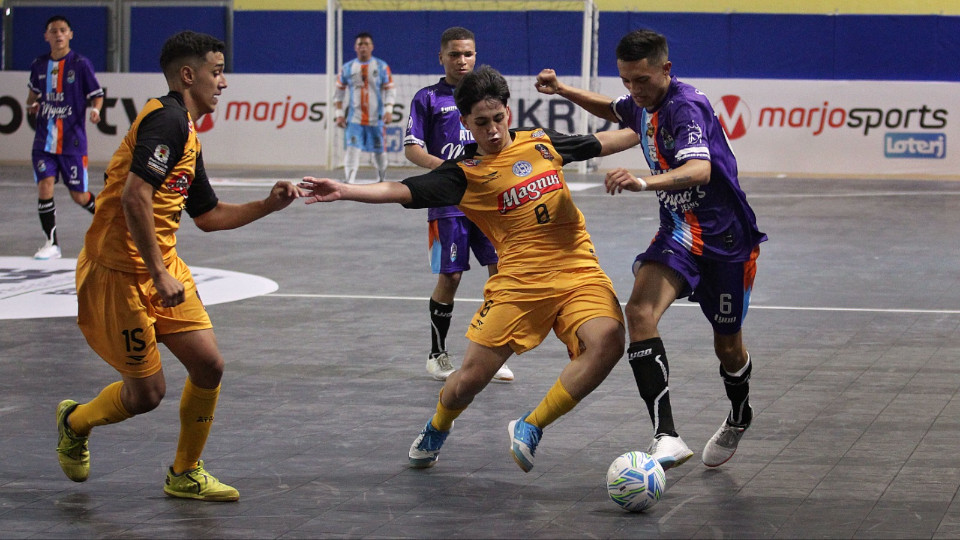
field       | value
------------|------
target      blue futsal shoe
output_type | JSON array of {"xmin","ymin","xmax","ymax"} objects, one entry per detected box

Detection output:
[
  {"xmin": 408, "ymin": 420, "xmax": 451, "ymax": 469},
  {"xmin": 508, "ymin": 412, "xmax": 542, "ymax": 472}
]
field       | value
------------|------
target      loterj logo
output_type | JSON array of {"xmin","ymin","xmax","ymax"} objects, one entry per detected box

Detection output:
[{"xmin": 884, "ymin": 133, "xmax": 946, "ymax": 159}]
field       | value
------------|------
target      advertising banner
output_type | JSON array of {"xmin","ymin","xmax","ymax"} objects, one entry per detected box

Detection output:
[{"xmin": 1, "ymin": 72, "xmax": 957, "ymax": 178}]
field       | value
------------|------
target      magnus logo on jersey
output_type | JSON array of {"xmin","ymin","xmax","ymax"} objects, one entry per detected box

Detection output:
[
  {"xmin": 884, "ymin": 133, "xmax": 946, "ymax": 159},
  {"xmin": 498, "ymin": 171, "xmax": 562, "ymax": 214}
]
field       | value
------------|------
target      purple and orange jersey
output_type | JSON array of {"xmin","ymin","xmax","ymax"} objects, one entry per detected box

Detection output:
[
  {"xmin": 404, "ymin": 78, "xmax": 475, "ymax": 221},
  {"xmin": 613, "ymin": 76, "xmax": 765, "ymax": 261},
  {"xmin": 28, "ymin": 50, "xmax": 103, "ymax": 156},
  {"xmin": 334, "ymin": 56, "xmax": 396, "ymax": 127}
]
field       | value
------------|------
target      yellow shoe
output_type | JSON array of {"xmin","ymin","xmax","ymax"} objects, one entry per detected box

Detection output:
[
  {"xmin": 163, "ymin": 460, "xmax": 239, "ymax": 502},
  {"xmin": 56, "ymin": 399, "xmax": 90, "ymax": 482}
]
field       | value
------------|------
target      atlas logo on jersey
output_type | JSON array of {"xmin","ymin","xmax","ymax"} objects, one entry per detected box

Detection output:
[
  {"xmin": 512, "ymin": 160, "xmax": 532, "ymax": 177},
  {"xmin": 498, "ymin": 170, "xmax": 562, "ymax": 214}
]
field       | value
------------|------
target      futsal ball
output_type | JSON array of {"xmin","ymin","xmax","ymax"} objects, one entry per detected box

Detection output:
[{"xmin": 606, "ymin": 451, "xmax": 666, "ymax": 512}]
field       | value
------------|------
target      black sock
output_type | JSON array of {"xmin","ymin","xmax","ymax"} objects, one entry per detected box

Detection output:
[
  {"xmin": 429, "ymin": 298, "xmax": 453, "ymax": 357},
  {"xmin": 628, "ymin": 337, "xmax": 677, "ymax": 437},
  {"xmin": 38, "ymin": 197, "xmax": 57, "ymax": 244},
  {"xmin": 720, "ymin": 355, "xmax": 753, "ymax": 427},
  {"xmin": 82, "ymin": 192, "xmax": 96, "ymax": 214}
]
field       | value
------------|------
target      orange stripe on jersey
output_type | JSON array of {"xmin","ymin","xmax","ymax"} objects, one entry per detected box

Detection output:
[
  {"xmin": 743, "ymin": 245, "xmax": 760, "ymax": 289},
  {"xmin": 684, "ymin": 211, "xmax": 704, "ymax": 255},
  {"xmin": 360, "ymin": 64, "xmax": 370, "ymax": 125},
  {"xmin": 649, "ymin": 112, "xmax": 670, "ymax": 170}
]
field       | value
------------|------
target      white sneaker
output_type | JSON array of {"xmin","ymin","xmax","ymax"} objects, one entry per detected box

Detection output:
[
  {"xmin": 426, "ymin": 352, "xmax": 456, "ymax": 381},
  {"xmin": 702, "ymin": 420, "xmax": 748, "ymax": 467},
  {"xmin": 493, "ymin": 363, "xmax": 514, "ymax": 383},
  {"xmin": 34, "ymin": 240, "xmax": 62, "ymax": 260},
  {"xmin": 647, "ymin": 434, "xmax": 694, "ymax": 470}
]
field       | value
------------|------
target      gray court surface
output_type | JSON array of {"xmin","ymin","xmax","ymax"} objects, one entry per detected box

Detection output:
[{"xmin": 1, "ymin": 162, "xmax": 959, "ymax": 539}]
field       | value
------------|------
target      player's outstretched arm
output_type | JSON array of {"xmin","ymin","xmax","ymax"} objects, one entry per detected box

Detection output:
[
  {"xmin": 535, "ymin": 68, "xmax": 619, "ymax": 123},
  {"xmin": 604, "ymin": 159, "xmax": 711, "ymax": 195},
  {"xmin": 193, "ymin": 181, "xmax": 302, "ymax": 232},
  {"xmin": 299, "ymin": 177, "xmax": 413, "ymax": 205},
  {"xmin": 595, "ymin": 128, "xmax": 641, "ymax": 157}
]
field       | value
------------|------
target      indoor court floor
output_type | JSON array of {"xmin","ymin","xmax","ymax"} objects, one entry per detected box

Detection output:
[{"xmin": 1, "ymin": 162, "xmax": 959, "ymax": 539}]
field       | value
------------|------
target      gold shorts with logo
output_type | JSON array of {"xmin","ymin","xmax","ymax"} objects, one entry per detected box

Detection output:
[
  {"xmin": 76, "ymin": 249, "xmax": 212, "ymax": 378},
  {"xmin": 466, "ymin": 266, "xmax": 623, "ymax": 360}
]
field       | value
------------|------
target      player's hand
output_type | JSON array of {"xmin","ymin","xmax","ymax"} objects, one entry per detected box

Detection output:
[
  {"xmin": 27, "ymin": 102, "xmax": 40, "ymax": 116},
  {"xmin": 89, "ymin": 109, "xmax": 101, "ymax": 124},
  {"xmin": 153, "ymin": 271, "xmax": 185, "ymax": 308},
  {"xmin": 604, "ymin": 168, "xmax": 646, "ymax": 195},
  {"xmin": 535, "ymin": 69, "xmax": 560, "ymax": 95},
  {"xmin": 298, "ymin": 177, "xmax": 343, "ymax": 204},
  {"xmin": 382, "ymin": 111, "xmax": 393, "ymax": 124},
  {"xmin": 335, "ymin": 116, "xmax": 347, "ymax": 128},
  {"xmin": 264, "ymin": 181, "xmax": 303, "ymax": 212}
]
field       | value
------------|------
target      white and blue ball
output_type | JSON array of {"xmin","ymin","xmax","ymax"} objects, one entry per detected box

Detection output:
[{"xmin": 606, "ymin": 451, "xmax": 666, "ymax": 512}]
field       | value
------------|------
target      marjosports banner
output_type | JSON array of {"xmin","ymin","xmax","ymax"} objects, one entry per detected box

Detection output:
[{"xmin": 1, "ymin": 72, "xmax": 957, "ymax": 178}]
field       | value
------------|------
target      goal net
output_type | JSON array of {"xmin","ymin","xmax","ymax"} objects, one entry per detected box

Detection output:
[{"xmin": 324, "ymin": 0, "xmax": 599, "ymax": 177}]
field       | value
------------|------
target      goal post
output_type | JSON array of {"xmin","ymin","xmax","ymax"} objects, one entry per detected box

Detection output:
[{"xmin": 325, "ymin": 0, "xmax": 599, "ymax": 175}]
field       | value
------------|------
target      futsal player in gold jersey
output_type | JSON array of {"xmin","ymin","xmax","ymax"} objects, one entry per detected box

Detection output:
[
  {"xmin": 300, "ymin": 65, "xmax": 640, "ymax": 472},
  {"xmin": 55, "ymin": 31, "xmax": 301, "ymax": 501}
]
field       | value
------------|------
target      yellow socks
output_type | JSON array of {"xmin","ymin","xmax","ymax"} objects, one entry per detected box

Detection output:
[
  {"xmin": 173, "ymin": 378, "xmax": 220, "ymax": 474},
  {"xmin": 68, "ymin": 381, "xmax": 132, "ymax": 436},
  {"xmin": 527, "ymin": 378, "xmax": 579, "ymax": 429},
  {"xmin": 430, "ymin": 390, "xmax": 465, "ymax": 432}
]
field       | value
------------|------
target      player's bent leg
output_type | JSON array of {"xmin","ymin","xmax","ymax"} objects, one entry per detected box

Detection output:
[
  {"xmin": 559, "ymin": 316, "xmax": 624, "ymax": 399},
  {"xmin": 703, "ymin": 331, "xmax": 753, "ymax": 467},
  {"xmin": 160, "ymin": 329, "xmax": 225, "ymax": 388},
  {"xmin": 624, "ymin": 262, "xmax": 684, "ymax": 341},
  {"xmin": 158, "ymin": 329, "xmax": 236, "ymax": 500},
  {"xmin": 444, "ymin": 342, "xmax": 512, "ymax": 408}
]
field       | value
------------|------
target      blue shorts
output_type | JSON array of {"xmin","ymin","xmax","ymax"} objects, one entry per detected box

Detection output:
[
  {"xmin": 429, "ymin": 216, "xmax": 498, "ymax": 274},
  {"xmin": 32, "ymin": 151, "xmax": 89, "ymax": 192},
  {"xmin": 344, "ymin": 123, "xmax": 385, "ymax": 153},
  {"xmin": 635, "ymin": 234, "xmax": 760, "ymax": 335}
]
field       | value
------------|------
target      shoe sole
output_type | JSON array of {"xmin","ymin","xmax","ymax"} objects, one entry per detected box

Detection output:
[
  {"xmin": 163, "ymin": 487, "xmax": 239, "ymax": 502},
  {"xmin": 657, "ymin": 451, "xmax": 694, "ymax": 470},
  {"xmin": 408, "ymin": 456, "xmax": 439, "ymax": 469},
  {"xmin": 702, "ymin": 450, "xmax": 736, "ymax": 468},
  {"xmin": 491, "ymin": 375, "xmax": 514, "ymax": 383}
]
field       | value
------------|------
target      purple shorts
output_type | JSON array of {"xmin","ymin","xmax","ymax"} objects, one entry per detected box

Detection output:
[
  {"xmin": 428, "ymin": 216, "xmax": 498, "ymax": 274},
  {"xmin": 635, "ymin": 234, "xmax": 760, "ymax": 335},
  {"xmin": 32, "ymin": 151, "xmax": 89, "ymax": 192}
]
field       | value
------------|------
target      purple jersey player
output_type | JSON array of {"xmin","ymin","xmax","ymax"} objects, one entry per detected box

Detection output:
[
  {"xmin": 26, "ymin": 15, "xmax": 104, "ymax": 260},
  {"xmin": 403, "ymin": 27, "xmax": 512, "ymax": 383},
  {"xmin": 536, "ymin": 29, "xmax": 766, "ymax": 470}
]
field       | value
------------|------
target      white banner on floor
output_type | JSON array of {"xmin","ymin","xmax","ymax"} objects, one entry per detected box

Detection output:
[
  {"xmin": 0, "ymin": 257, "xmax": 278, "ymax": 320},
  {"xmin": 1, "ymin": 72, "xmax": 956, "ymax": 177}
]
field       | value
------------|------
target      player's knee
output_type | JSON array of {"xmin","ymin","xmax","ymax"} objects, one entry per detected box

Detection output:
[
  {"xmin": 124, "ymin": 385, "xmax": 165, "ymax": 415},
  {"xmin": 439, "ymin": 272, "xmax": 462, "ymax": 291},
  {"xmin": 714, "ymin": 341, "xmax": 746, "ymax": 368},
  {"xmin": 624, "ymin": 301, "xmax": 658, "ymax": 331}
]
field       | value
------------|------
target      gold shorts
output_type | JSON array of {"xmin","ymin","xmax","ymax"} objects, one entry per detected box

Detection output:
[
  {"xmin": 76, "ymin": 249, "xmax": 212, "ymax": 378},
  {"xmin": 465, "ymin": 266, "xmax": 623, "ymax": 359}
]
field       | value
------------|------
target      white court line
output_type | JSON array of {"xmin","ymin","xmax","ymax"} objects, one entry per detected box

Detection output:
[{"xmin": 268, "ymin": 292, "xmax": 960, "ymax": 315}]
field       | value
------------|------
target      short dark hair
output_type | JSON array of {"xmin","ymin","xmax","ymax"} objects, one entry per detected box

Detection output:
[
  {"xmin": 616, "ymin": 29, "xmax": 669, "ymax": 65},
  {"xmin": 454, "ymin": 65, "xmax": 509, "ymax": 116},
  {"xmin": 441, "ymin": 27, "xmax": 474, "ymax": 47},
  {"xmin": 355, "ymin": 31, "xmax": 373, "ymax": 42},
  {"xmin": 45, "ymin": 15, "xmax": 71, "ymax": 31},
  {"xmin": 159, "ymin": 31, "xmax": 225, "ymax": 79}
]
